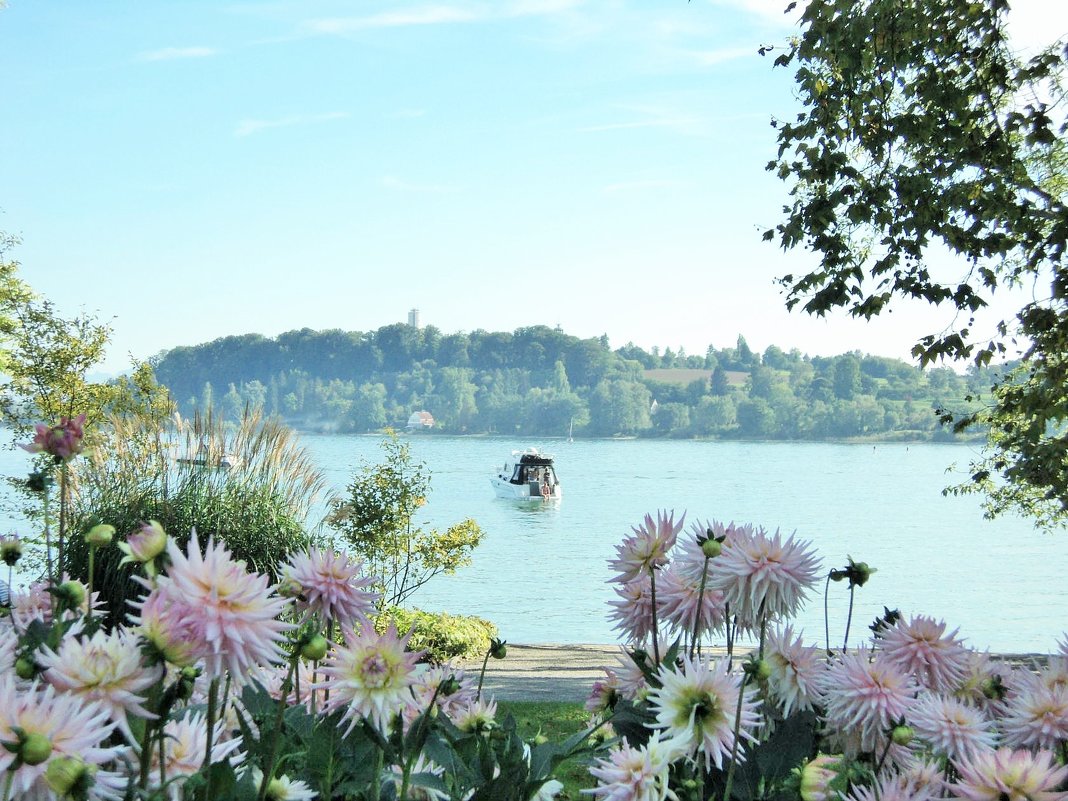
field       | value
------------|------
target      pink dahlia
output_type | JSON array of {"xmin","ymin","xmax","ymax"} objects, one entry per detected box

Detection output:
[
  {"xmin": 670, "ymin": 519, "xmax": 750, "ymax": 586},
  {"xmin": 154, "ymin": 530, "xmax": 293, "ymax": 684},
  {"xmin": 247, "ymin": 767, "xmax": 317, "ymax": 801},
  {"xmin": 765, "ymin": 625, "xmax": 826, "ymax": 717},
  {"xmin": 128, "ymin": 584, "xmax": 200, "ymax": 667},
  {"xmin": 608, "ymin": 510, "xmax": 684, "ymax": 584},
  {"xmin": 707, "ymin": 526, "xmax": 821, "ymax": 627},
  {"xmin": 846, "ymin": 775, "xmax": 935, "ymax": 801},
  {"xmin": 451, "ymin": 696, "xmax": 499, "ymax": 734},
  {"xmin": 0, "ymin": 676, "xmax": 123, "ymax": 799},
  {"xmin": 607, "ymin": 574, "xmax": 659, "ymax": 646},
  {"xmin": 410, "ymin": 663, "xmax": 477, "ymax": 721},
  {"xmin": 610, "ymin": 649, "xmax": 651, "ymax": 702},
  {"xmin": 318, "ymin": 622, "xmax": 424, "ymax": 735},
  {"xmin": 656, "ymin": 560, "xmax": 727, "ymax": 643},
  {"xmin": 821, "ymin": 650, "xmax": 918, "ymax": 756},
  {"xmin": 21, "ymin": 414, "xmax": 86, "ymax": 461},
  {"xmin": 586, "ymin": 670, "xmax": 621, "ymax": 715},
  {"xmin": 647, "ymin": 656, "xmax": 761, "ymax": 771},
  {"xmin": 281, "ymin": 546, "xmax": 378, "ymax": 627},
  {"xmin": 586, "ymin": 729, "xmax": 684, "ymax": 801},
  {"xmin": 38, "ymin": 627, "xmax": 162, "ymax": 744},
  {"xmin": 952, "ymin": 747, "xmax": 1068, "ymax": 801},
  {"xmin": 909, "ymin": 692, "xmax": 996, "ymax": 763},
  {"xmin": 999, "ymin": 682, "xmax": 1068, "ymax": 751},
  {"xmin": 878, "ymin": 615, "xmax": 970, "ymax": 693},
  {"xmin": 141, "ymin": 712, "xmax": 245, "ymax": 799}
]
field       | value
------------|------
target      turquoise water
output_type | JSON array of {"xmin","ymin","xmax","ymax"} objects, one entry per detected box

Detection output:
[{"xmin": 3, "ymin": 435, "xmax": 1065, "ymax": 653}]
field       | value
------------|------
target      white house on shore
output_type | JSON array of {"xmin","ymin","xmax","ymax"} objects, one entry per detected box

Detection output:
[{"xmin": 406, "ymin": 411, "xmax": 434, "ymax": 431}]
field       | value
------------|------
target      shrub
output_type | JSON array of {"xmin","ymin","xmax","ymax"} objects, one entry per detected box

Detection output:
[{"xmin": 375, "ymin": 605, "xmax": 497, "ymax": 663}]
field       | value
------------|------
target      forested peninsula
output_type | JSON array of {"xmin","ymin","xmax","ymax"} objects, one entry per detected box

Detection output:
[{"xmin": 151, "ymin": 324, "xmax": 1002, "ymax": 440}]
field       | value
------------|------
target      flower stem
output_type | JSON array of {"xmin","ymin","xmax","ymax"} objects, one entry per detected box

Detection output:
[
  {"xmin": 723, "ymin": 672, "xmax": 751, "ymax": 801},
  {"xmin": 87, "ymin": 546, "xmax": 96, "ymax": 624},
  {"xmin": 875, "ymin": 734, "xmax": 893, "ymax": 775},
  {"xmin": 202, "ymin": 677, "xmax": 221, "ymax": 793},
  {"xmin": 842, "ymin": 584, "xmax": 856, "ymax": 653},
  {"xmin": 259, "ymin": 657, "xmax": 298, "ymax": 801},
  {"xmin": 57, "ymin": 462, "xmax": 68, "ymax": 579},
  {"xmin": 823, "ymin": 574, "xmax": 832, "ymax": 656},
  {"xmin": 725, "ymin": 602, "xmax": 734, "ymax": 670},
  {"xmin": 688, "ymin": 556, "xmax": 711, "ymax": 661},
  {"xmin": 476, "ymin": 645, "xmax": 492, "ymax": 702},
  {"xmin": 649, "ymin": 566, "xmax": 660, "ymax": 665}
]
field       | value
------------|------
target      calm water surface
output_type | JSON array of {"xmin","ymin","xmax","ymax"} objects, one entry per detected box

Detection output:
[
  {"xmin": 300, "ymin": 435, "xmax": 1067, "ymax": 654},
  {"xmin": 2, "ymin": 435, "xmax": 1063, "ymax": 653}
]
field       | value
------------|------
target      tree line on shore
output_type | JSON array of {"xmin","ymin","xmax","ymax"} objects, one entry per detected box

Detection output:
[{"xmin": 151, "ymin": 324, "xmax": 1005, "ymax": 440}]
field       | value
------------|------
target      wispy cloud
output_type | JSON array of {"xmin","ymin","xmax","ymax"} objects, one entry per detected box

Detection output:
[
  {"xmin": 603, "ymin": 179, "xmax": 684, "ymax": 193},
  {"xmin": 302, "ymin": 0, "xmax": 581, "ymax": 35},
  {"xmin": 138, "ymin": 46, "xmax": 219, "ymax": 62},
  {"xmin": 381, "ymin": 175, "xmax": 460, "ymax": 193},
  {"xmin": 234, "ymin": 111, "xmax": 349, "ymax": 138},
  {"xmin": 579, "ymin": 105, "xmax": 706, "ymax": 136}
]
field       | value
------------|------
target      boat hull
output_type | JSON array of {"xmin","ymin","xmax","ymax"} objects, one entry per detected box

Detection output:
[{"xmin": 490, "ymin": 477, "xmax": 562, "ymax": 500}]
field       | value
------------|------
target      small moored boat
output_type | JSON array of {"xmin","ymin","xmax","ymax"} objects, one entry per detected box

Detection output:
[{"xmin": 491, "ymin": 448, "xmax": 562, "ymax": 500}]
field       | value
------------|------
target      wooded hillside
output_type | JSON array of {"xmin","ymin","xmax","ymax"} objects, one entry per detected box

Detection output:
[{"xmin": 151, "ymin": 325, "xmax": 1002, "ymax": 440}]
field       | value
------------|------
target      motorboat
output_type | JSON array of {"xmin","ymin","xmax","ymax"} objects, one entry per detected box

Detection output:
[{"xmin": 491, "ymin": 448, "xmax": 562, "ymax": 500}]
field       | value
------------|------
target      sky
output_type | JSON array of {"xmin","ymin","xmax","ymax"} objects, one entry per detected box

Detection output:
[{"xmin": 1, "ymin": 1, "xmax": 1065, "ymax": 376}]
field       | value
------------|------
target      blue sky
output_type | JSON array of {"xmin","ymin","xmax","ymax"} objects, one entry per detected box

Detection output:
[{"xmin": 1, "ymin": 1, "xmax": 1063, "ymax": 375}]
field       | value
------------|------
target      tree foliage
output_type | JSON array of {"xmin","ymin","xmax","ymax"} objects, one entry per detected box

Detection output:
[
  {"xmin": 327, "ymin": 431, "xmax": 484, "ymax": 606},
  {"xmin": 766, "ymin": 0, "xmax": 1068, "ymax": 526}
]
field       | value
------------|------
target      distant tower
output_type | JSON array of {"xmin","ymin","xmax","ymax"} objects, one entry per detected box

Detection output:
[{"xmin": 407, "ymin": 308, "xmax": 421, "ymax": 329}]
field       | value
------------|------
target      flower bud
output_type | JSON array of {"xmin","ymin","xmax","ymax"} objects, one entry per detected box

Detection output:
[
  {"xmin": 300, "ymin": 635, "xmax": 329, "ymax": 662},
  {"xmin": 799, "ymin": 755, "xmax": 840, "ymax": 801},
  {"xmin": 0, "ymin": 535, "xmax": 23, "ymax": 567},
  {"xmin": 439, "ymin": 676, "xmax": 462, "ymax": 697},
  {"xmin": 489, "ymin": 638, "xmax": 507, "ymax": 660},
  {"xmin": 19, "ymin": 732, "xmax": 53, "ymax": 766},
  {"xmin": 85, "ymin": 524, "xmax": 115, "ymax": 547},
  {"xmin": 981, "ymin": 674, "xmax": 1007, "ymax": 701},
  {"xmin": 118, "ymin": 520, "xmax": 168, "ymax": 566},
  {"xmin": 15, "ymin": 656, "xmax": 36, "ymax": 680},
  {"xmin": 532, "ymin": 732, "xmax": 548, "ymax": 746},
  {"xmin": 890, "ymin": 724, "xmax": 914, "ymax": 746},
  {"xmin": 45, "ymin": 755, "xmax": 95, "ymax": 798},
  {"xmin": 700, "ymin": 538, "xmax": 722, "ymax": 559},
  {"xmin": 26, "ymin": 470, "xmax": 52, "ymax": 494},
  {"xmin": 276, "ymin": 576, "xmax": 303, "ymax": 599},
  {"xmin": 54, "ymin": 580, "xmax": 87, "ymax": 611}
]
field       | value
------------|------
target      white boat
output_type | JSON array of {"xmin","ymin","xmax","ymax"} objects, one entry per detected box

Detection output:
[{"xmin": 491, "ymin": 448, "xmax": 562, "ymax": 500}]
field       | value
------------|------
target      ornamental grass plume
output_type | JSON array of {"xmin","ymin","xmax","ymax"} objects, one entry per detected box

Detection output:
[
  {"xmin": 0, "ymin": 676, "xmax": 123, "ymax": 800},
  {"xmin": 585, "ymin": 729, "xmax": 684, "ymax": 801},
  {"xmin": 646, "ymin": 655, "xmax": 761, "ymax": 771},
  {"xmin": 707, "ymin": 526, "xmax": 821, "ymax": 628},
  {"xmin": 609, "ymin": 510, "xmax": 684, "ymax": 584},
  {"xmin": 878, "ymin": 614, "xmax": 970, "ymax": 694},
  {"xmin": 37, "ymin": 627, "xmax": 162, "ymax": 745},
  {"xmin": 154, "ymin": 530, "xmax": 293, "ymax": 684},
  {"xmin": 21, "ymin": 414, "xmax": 86, "ymax": 462},
  {"xmin": 998, "ymin": 682, "xmax": 1068, "ymax": 751},
  {"xmin": 764, "ymin": 625, "xmax": 827, "ymax": 717},
  {"xmin": 317, "ymin": 622, "xmax": 424, "ymax": 735},
  {"xmin": 821, "ymin": 649, "xmax": 918, "ymax": 756},
  {"xmin": 281, "ymin": 545, "xmax": 379, "ymax": 627},
  {"xmin": 909, "ymin": 692, "xmax": 997, "ymax": 763},
  {"xmin": 952, "ymin": 747, "xmax": 1068, "ymax": 801}
]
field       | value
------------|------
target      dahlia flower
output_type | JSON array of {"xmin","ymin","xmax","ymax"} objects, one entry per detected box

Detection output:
[
  {"xmin": 586, "ymin": 672, "xmax": 621, "ymax": 714},
  {"xmin": 955, "ymin": 651, "xmax": 1004, "ymax": 709},
  {"xmin": 846, "ymin": 774, "xmax": 936, "ymax": 801},
  {"xmin": 909, "ymin": 692, "xmax": 996, "ymax": 763},
  {"xmin": 387, "ymin": 753, "xmax": 447, "ymax": 801},
  {"xmin": 0, "ymin": 676, "xmax": 123, "ymax": 800},
  {"xmin": 585, "ymin": 729, "xmax": 684, "ymax": 801},
  {"xmin": 0, "ymin": 623, "xmax": 17, "ymax": 675},
  {"xmin": 607, "ymin": 574, "xmax": 658, "ymax": 646},
  {"xmin": 141, "ymin": 712, "xmax": 244, "ymax": 799},
  {"xmin": 999, "ymin": 682, "xmax": 1068, "ymax": 751},
  {"xmin": 451, "ymin": 697, "xmax": 499, "ymax": 734},
  {"xmin": 878, "ymin": 615, "xmax": 970, "ymax": 693},
  {"xmin": 647, "ymin": 656, "xmax": 760, "ymax": 770},
  {"xmin": 248, "ymin": 767, "xmax": 318, "ymax": 801},
  {"xmin": 821, "ymin": 650, "xmax": 918, "ymax": 756},
  {"xmin": 798, "ymin": 754, "xmax": 842, "ymax": 801},
  {"xmin": 765, "ymin": 625, "xmax": 826, "ymax": 717},
  {"xmin": 952, "ymin": 747, "xmax": 1068, "ymax": 801},
  {"xmin": 281, "ymin": 546, "xmax": 378, "ymax": 626},
  {"xmin": 410, "ymin": 663, "xmax": 477, "ymax": 720},
  {"xmin": 656, "ymin": 560, "xmax": 727, "ymax": 642},
  {"xmin": 608, "ymin": 510, "xmax": 684, "ymax": 584},
  {"xmin": 118, "ymin": 520, "xmax": 169, "ymax": 570},
  {"xmin": 0, "ymin": 533, "xmax": 23, "ymax": 566},
  {"xmin": 609, "ymin": 649, "xmax": 651, "ymax": 701},
  {"xmin": 707, "ymin": 526, "xmax": 821, "ymax": 627},
  {"xmin": 669, "ymin": 518, "xmax": 742, "ymax": 586},
  {"xmin": 318, "ymin": 622, "xmax": 424, "ymax": 735},
  {"xmin": 38, "ymin": 627, "xmax": 162, "ymax": 744},
  {"xmin": 21, "ymin": 414, "xmax": 86, "ymax": 461},
  {"xmin": 154, "ymin": 531, "xmax": 293, "ymax": 684},
  {"xmin": 129, "ymin": 584, "xmax": 200, "ymax": 667}
]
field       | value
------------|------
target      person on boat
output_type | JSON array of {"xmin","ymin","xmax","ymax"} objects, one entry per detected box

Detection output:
[{"xmin": 541, "ymin": 474, "xmax": 552, "ymax": 497}]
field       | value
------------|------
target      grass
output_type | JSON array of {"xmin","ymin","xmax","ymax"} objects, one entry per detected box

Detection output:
[{"xmin": 499, "ymin": 700, "xmax": 598, "ymax": 799}]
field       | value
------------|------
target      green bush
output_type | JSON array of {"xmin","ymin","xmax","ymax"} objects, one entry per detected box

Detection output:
[{"xmin": 375, "ymin": 605, "xmax": 497, "ymax": 664}]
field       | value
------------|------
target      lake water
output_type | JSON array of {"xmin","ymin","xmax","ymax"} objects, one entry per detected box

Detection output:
[{"xmin": 2, "ymin": 435, "xmax": 1065, "ymax": 653}]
